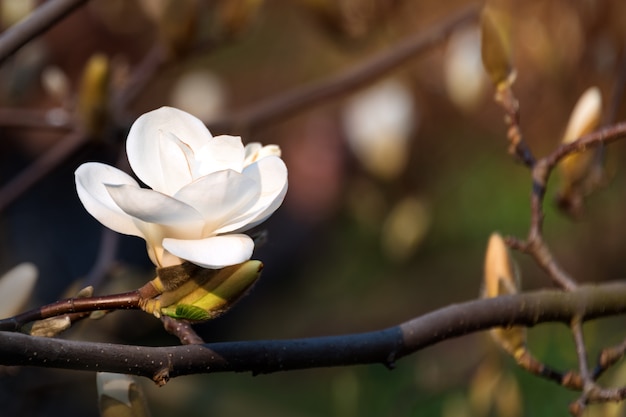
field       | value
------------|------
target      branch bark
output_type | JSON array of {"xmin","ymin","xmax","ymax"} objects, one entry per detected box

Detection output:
[
  {"xmin": 1, "ymin": 281, "xmax": 625, "ymax": 384},
  {"xmin": 0, "ymin": 0, "xmax": 90, "ymax": 65}
]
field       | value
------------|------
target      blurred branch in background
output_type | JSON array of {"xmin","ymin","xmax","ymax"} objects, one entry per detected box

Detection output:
[
  {"xmin": 0, "ymin": 0, "xmax": 89, "ymax": 65},
  {"xmin": 208, "ymin": 3, "xmax": 480, "ymax": 132},
  {"xmin": 0, "ymin": 3, "xmax": 479, "ymax": 212}
]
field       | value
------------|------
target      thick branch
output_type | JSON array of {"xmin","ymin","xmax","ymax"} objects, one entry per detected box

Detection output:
[
  {"xmin": 0, "ymin": 0, "xmax": 90, "ymax": 65},
  {"xmin": 1, "ymin": 282, "xmax": 625, "ymax": 383}
]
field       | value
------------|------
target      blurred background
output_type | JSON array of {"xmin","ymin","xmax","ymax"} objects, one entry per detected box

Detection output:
[{"xmin": 1, "ymin": 0, "xmax": 626, "ymax": 416}]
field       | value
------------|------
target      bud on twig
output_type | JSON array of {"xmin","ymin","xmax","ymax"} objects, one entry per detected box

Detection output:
[
  {"xmin": 480, "ymin": 4, "xmax": 514, "ymax": 89},
  {"xmin": 557, "ymin": 87, "xmax": 603, "ymax": 216},
  {"xmin": 97, "ymin": 372, "xmax": 151, "ymax": 417},
  {"xmin": 77, "ymin": 53, "xmax": 110, "ymax": 139},
  {"xmin": 483, "ymin": 233, "xmax": 526, "ymax": 359},
  {"xmin": 141, "ymin": 260, "xmax": 263, "ymax": 321},
  {"xmin": 0, "ymin": 263, "xmax": 37, "ymax": 319}
]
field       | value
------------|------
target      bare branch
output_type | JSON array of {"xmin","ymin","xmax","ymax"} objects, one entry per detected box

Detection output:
[
  {"xmin": 1, "ymin": 282, "xmax": 626, "ymax": 382},
  {"xmin": 160, "ymin": 316, "xmax": 205, "ymax": 345},
  {"xmin": 0, "ymin": 108, "xmax": 72, "ymax": 130},
  {"xmin": 0, "ymin": 0, "xmax": 90, "ymax": 65},
  {"xmin": 0, "ymin": 290, "xmax": 141, "ymax": 332}
]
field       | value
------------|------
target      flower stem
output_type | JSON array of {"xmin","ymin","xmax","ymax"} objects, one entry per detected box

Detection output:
[{"xmin": 0, "ymin": 290, "xmax": 141, "ymax": 332}]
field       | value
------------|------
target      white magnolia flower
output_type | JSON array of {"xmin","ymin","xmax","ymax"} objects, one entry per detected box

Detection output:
[{"xmin": 75, "ymin": 106, "xmax": 288, "ymax": 269}]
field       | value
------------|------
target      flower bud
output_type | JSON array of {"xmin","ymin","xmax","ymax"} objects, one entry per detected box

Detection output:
[
  {"xmin": 559, "ymin": 87, "xmax": 602, "ymax": 186},
  {"xmin": 556, "ymin": 87, "xmax": 603, "ymax": 217},
  {"xmin": 483, "ymin": 233, "xmax": 517, "ymax": 298},
  {"xmin": 28, "ymin": 316, "xmax": 71, "ymax": 337},
  {"xmin": 77, "ymin": 53, "xmax": 110, "ymax": 139},
  {"xmin": 142, "ymin": 260, "xmax": 263, "ymax": 321},
  {"xmin": 97, "ymin": 372, "xmax": 150, "ymax": 417},
  {"xmin": 480, "ymin": 4, "xmax": 514, "ymax": 89},
  {"xmin": 0, "ymin": 263, "xmax": 37, "ymax": 319},
  {"xmin": 483, "ymin": 233, "xmax": 526, "ymax": 359}
]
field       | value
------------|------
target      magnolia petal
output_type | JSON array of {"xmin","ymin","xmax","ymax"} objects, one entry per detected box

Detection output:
[
  {"xmin": 75, "ymin": 163, "xmax": 144, "ymax": 237},
  {"xmin": 195, "ymin": 135, "xmax": 245, "ymax": 176},
  {"xmin": 127, "ymin": 107, "xmax": 213, "ymax": 192},
  {"xmin": 153, "ymin": 131, "xmax": 196, "ymax": 194},
  {"xmin": 218, "ymin": 155, "xmax": 288, "ymax": 233},
  {"xmin": 244, "ymin": 142, "xmax": 262, "ymax": 163},
  {"xmin": 239, "ymin": 179, "xmax": 288, "ymax": 231},
  {"xmin": 106, "ymin": 184, "xmax": 204, "ymax": 231},
  {"xmin": 163, "ymin": 234, "xmax": 254, "ymax": 268},
  {"xmin": 174, "ymin": 170, "xmax": 259, "ymax": 231},
  {"xmin": 244, "ymin": 143, "xmax": 281, "ymax": 165}
]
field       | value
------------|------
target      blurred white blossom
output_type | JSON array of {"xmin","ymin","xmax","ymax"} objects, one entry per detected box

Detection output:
[
  {"xmin": 380, "ymin": 196, "xmax": 430, "ymax": 262},
  {"xmin": 97, "ymin": 372, "xmax": 151, "ymax": 417},
  {"xmin": 170, "ymin": 70, "xmax": 225, "ymax": 122},
  {"xmin": 342, "ymin": 79, "xmax": 416, "ymax": 180},
  {"xmin": 0, "ymin": 263, "xmax": 37, "ymax": 318},
  {"xmin": 444, "ymin": 27, "xmax": 488, "ymax": 111},
  {"xmin": 75, "ymin": 107, "xmax": 287, "ymax": 269},
  {"xmin": 1, "ymin": 0, "xmax": 36, "ymax": 28}
]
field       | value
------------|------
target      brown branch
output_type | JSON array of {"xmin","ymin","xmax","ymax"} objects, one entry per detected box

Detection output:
[
  {"xmin": 0, "ymin": 0, "xmax": 91, "ymax": 65},
  {"xmin": 0, "ymin": 130, "xmax": 87, "ymax": 212},
  {"xmin": 0, "ymin": 108, "xmax": 72, "ymax": 130},
  {"xmin": 506, "ymin": 122, "xmax": 626, "ymax": 291},
  {"xmin": 544, "ymin": 122, "xmax": 626, "ymax": 172},
  {"xmin": 513, "ymin": 350, "xmax": 582, "ymax": 391},
  {"xmin": 0, "ymin": 4, "xmax": 479, "ymax": 214},
  {"xmin": 0, "ymin": 290, "xmax": 141, "ymax": 332},
  {"xmin": 569, "ymin": 317, "xmax": 591, "ymax": 416},
  {"xmin": 493, "ymin": 84, "xmax": 536, "ymax": 167},
  {"xmin": 1, "ymin": 282, "xmax": 626, "ymax": 382},
  {"xmin": 160, "ymin": 316, "xmax": 205, "ymax": 345},
  {"xmin": 207, "ymin": 4, "xmax": 480, "ymax": 133}
]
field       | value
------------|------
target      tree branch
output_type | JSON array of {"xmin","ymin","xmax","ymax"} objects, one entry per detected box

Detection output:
[
  {"xmin": 0, "ymin": 131, "xmax": 87, "ymax": 212},
  {"xmin": 0, "ymin": 0, "xmax": 90, "ymax": 65},
  {"xmin": 1, "ymin": 282, "xmax": 626, "ymax": 384},
  {"xmin": 207, "ymin": 4, "xmax": 480, "ymax": 133}
]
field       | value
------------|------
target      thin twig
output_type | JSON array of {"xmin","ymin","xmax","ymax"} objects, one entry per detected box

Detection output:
[
  {"xmin": 513, "ymin": 350, "xmax": 582, "ymax": 390},
  {"xmin": 506, "ymin": 123, "xmax": 626, "ymax": 291},
  {"xmin": 0, "ymin": 290, "xmax": 141, "ymax": 332},
  {"xmin": 0, "ymin": 0, "xmax": 91, "ymax": 65},
  {"xmin": 593, "ymin": 338, "xmax": 626, "ymax": 380},
  {"xmin": 160, "ymin": 316, "xmax": 205, "ymax": 345},
  {"xmin": 493, "ymin": 84, "xmax": 536, "ymax": 167},
  {"xmin": 569, "ymin": 317, "xmax": 591, "ymax": 416},
  {"xmin": 0, "ymin": 108, "xmax": 72, "ymax": 130}
]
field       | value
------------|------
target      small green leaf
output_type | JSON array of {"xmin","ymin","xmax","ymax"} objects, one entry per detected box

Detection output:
[{"xmin": 163, "ymin": 304, "xmax": 211, "ymax": 321}]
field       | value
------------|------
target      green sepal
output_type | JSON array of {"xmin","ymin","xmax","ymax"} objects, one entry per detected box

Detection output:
[{"xmin": 162, "ymin": 304, "xmax": 211, "ymax": 321}]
